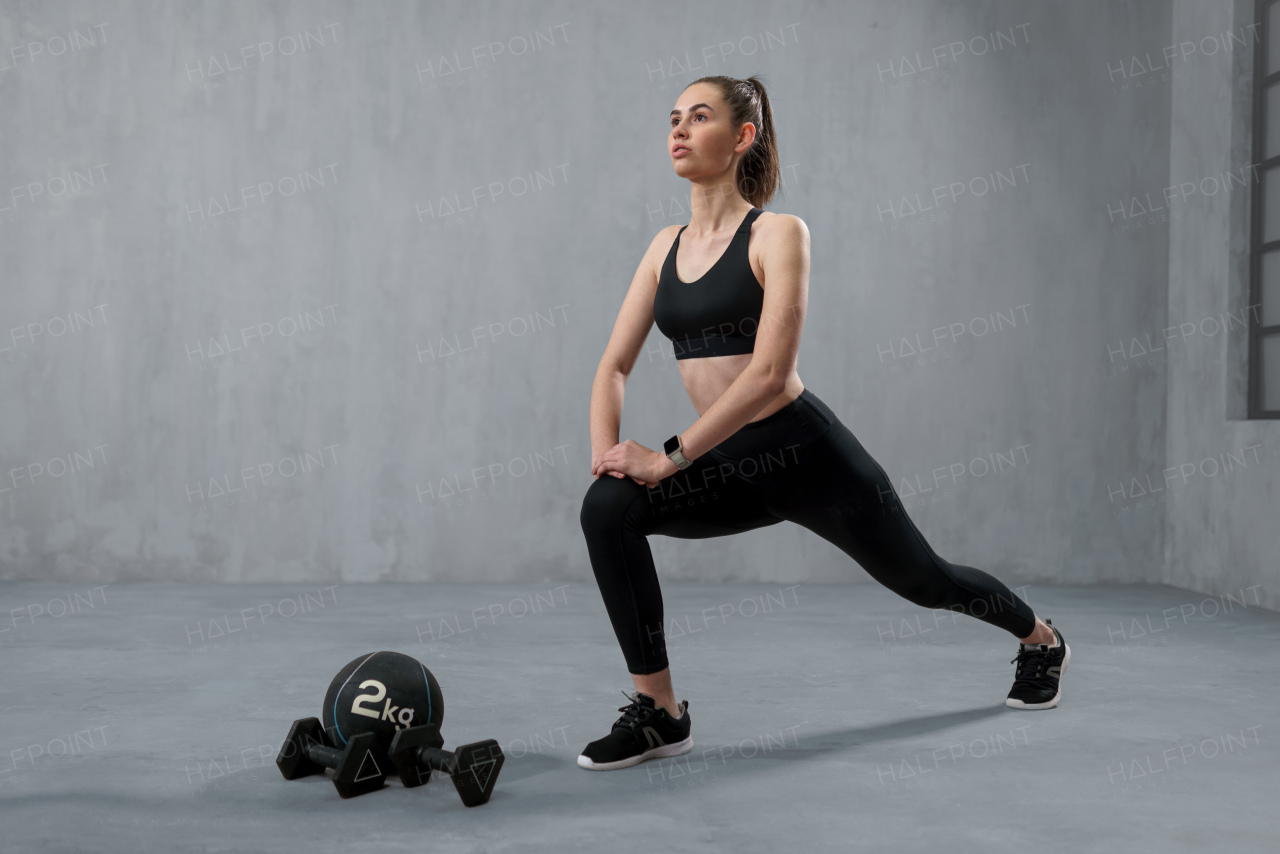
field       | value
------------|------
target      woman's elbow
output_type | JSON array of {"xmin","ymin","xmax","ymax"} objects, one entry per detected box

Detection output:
[{"xmin": 751, "ymin": 359, "xmax": 789, "ymax": 392}]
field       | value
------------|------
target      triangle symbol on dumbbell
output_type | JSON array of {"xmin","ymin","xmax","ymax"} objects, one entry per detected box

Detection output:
[
  {"xmin": 469, "ymin": 757, "xmax": 498, "ymax": 792},
  {"xmin": 353, "ymin": 750, "xmax": 382, "ymax": 782}
]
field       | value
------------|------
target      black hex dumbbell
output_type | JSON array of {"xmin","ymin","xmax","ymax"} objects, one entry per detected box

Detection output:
[
  {"xmin": 388, "ymin": 723, "xmax": 505, "ymax": 807},
  {"xmin": 276, "ymin": 717, "xmax": 388, "ymax": 798}
]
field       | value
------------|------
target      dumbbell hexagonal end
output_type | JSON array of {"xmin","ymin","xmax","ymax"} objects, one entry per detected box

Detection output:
[
  {"xmin": 276, "ymin": 717, "xmax": 327, "ymax": 781},
  {"xmin": 331, "ymin": 731, "xmax": 388, "ymax": 799},
  {"xmin": 450, "ymin": 739, "xmax": 504, "ymax": 807},
  {"xmin": 388, "ymin": 722, "xmax": 446, "ymax": 788}
]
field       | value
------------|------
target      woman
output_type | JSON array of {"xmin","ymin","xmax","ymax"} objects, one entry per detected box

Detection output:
[{"xmin": 577, "ymin": 75, "xmax": 1069, "ymax": 771}]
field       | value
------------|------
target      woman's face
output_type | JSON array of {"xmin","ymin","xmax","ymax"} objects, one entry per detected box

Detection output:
[{"xmin": 669, "ymin": 83, "xmax": 754, "ymax": 179}]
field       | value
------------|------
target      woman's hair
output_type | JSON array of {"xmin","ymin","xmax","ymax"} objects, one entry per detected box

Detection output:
[{"xmin": 687, "ymin": 74, "xmax": 780, "ymax": 208}]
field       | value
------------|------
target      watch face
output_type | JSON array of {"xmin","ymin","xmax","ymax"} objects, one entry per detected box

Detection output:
[{"xmin": 664, "ymin": 435, "xmax": 680, "ymax": 455}]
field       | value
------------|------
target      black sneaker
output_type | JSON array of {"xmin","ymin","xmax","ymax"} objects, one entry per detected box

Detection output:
[
  {"xmin": 1006, "ymin": 618, "xmax": 1070, "ymax": 709},
  {"xmin": 577, "ymin": 691, "xmax": 693, "ymax": 771}
]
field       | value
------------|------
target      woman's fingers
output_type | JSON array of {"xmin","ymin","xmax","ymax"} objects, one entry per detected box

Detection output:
[{"xmin": 592, "ymin": 448, "xmax": 631, "ymax": 480}]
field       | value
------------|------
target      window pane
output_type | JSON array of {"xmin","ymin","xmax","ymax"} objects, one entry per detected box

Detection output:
[
  {"xmin": 1265, "ymin": 168, "xmax": 1280, "ymax": 245},
  {"xmin": 1265, "ymin": 251, "xmax": 1280, "ymax": 327},
  {"xmin": 1271, "ymin": 3, "xmax": 1280, "ymax": 74},
  {"xmin": 1264, "ymin": 333, "xmax": 1280, "ymax": 411},
  {"xmin": 1269, "ymin": 84, "xmax": 1280, "ymax": 159}
]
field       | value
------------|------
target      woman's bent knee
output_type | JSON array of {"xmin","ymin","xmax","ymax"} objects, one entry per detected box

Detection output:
[{"xmin": 580, "ymin": 473, "xmax": 647, "ymax": 533}]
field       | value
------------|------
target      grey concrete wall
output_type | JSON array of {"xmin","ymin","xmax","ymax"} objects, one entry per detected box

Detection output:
[
  {"xmin": 1166, "ymin": 0, "xmax": 1280, "ymax": 611},
  {"xmin": 1, "ymin": 1, "xmax": 1175, "ymax": 585}
]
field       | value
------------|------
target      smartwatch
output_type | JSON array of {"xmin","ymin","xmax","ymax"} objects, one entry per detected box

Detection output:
[{"xmin": 664, "ymin": 434, "xmax": 692, "ymax": 470}]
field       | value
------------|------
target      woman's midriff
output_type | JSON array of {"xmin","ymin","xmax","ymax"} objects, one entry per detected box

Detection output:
[{"xmin": 677, "ymin": 353, "xmax": 805, "ymax": 423}]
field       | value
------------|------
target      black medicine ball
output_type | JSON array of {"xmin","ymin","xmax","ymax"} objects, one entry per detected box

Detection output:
[{"xmin": 321, "ymin": 651, "xmax": 444, "ymax": 753}]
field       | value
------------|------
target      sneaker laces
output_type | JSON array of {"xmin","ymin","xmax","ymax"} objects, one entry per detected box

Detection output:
[
  {"xmin": 1010, "ymin": 645, "xmax": 1049, "ymax": 682},
  {"xmin": 612, "ymin": 690, "xmax": 656, "ymax": 731}
]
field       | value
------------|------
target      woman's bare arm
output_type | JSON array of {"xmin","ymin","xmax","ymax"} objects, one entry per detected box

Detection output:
[{"xmin": 589, "ymin": 226, "xmax": 680, "ymax": 473}]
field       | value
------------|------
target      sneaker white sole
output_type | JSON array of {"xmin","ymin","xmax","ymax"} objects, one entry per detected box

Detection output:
[
  {"xmin": 576, "ymin": 735, "xmax": 694, "ymax": 771},
  {"xmin": 1006, "ymin": 641, "xmax": 1070, "ymax": 709}
]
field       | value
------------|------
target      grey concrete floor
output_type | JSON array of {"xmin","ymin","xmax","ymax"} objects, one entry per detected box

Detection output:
[{"xmin": 0, "ymin": 581, "xmax": 1276, "ymax": 854}]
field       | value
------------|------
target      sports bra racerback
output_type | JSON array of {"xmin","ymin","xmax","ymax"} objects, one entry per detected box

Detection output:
[{"xmin": 653, "ymin": 206, "xmax": 764, "ymax": 360}]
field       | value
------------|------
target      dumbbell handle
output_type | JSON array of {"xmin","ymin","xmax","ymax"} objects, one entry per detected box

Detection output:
[
  {"xmin": 412, "ymin": 745, "xmax": 458, "ymax": 774},
  {"xmin": 305, "ymin": 743, "xmax": 343, "ymax": 768}
]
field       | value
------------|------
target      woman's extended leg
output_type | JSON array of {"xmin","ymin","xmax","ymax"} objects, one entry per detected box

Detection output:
[{"xmin": 756, "ymin": 400, "xmax": 1039, "ymax": 640}]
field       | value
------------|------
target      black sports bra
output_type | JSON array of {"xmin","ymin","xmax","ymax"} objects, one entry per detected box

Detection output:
[{"xmin": 653, "ymin": 207, "xmax": 764, "ymax": 360}]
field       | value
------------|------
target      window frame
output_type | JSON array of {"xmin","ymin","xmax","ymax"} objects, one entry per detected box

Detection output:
[{"xmin": 1250, "ymin": 0, "xmax": 1280, "ymax": 417}]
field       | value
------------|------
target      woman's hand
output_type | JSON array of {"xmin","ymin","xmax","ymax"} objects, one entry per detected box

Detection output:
[{"xmin": 592, "ymin": 440, "xmax": 678, "ymax": 487}]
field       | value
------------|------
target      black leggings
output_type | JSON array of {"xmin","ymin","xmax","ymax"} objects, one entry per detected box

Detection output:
[{"xmin": 579, "ymin": 387, "xmax": 1037, "ymax": 675}]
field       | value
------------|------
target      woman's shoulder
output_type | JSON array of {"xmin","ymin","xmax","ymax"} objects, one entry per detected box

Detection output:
[
  {"xmin": 645, "ymin": 221, "xmax": 685, "ymax": 252},
  {"xmin": 754, "ymin": 211, "xmax": 809, "ymax": 243},
  {"xmin": 757, "ymin": 210, "xmax": 806, "ymax": 229}
]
